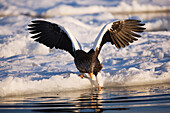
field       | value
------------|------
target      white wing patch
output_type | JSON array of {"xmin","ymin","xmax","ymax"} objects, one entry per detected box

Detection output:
[
  {"xmin": 93, "ymin": 22, "xmax": 112, "ymax": 51},
  {"xmin": 59, "ymin": 25, "xmax": 82, "ymax": 51}
]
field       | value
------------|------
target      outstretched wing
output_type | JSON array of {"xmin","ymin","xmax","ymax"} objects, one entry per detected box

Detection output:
[
  {"xmin": 93, "ymin": 19, "xmax": 145, "ymax": 56},
  {"xmin": 28, "ymin": 20, "xmax": 81, "ymax": 57}
]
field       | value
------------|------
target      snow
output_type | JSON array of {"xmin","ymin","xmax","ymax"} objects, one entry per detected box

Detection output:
[
  {"xmin": 0, "ymin": 0, "xmax": 170, "ymax": 97},
  {"xmin": 1, "ymin": 0, "xmax": 170, "ymax": 17}
]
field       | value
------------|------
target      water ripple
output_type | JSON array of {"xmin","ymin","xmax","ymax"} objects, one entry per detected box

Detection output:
[{"xmin": 0, "ymin": 83, "xmax": 170, "ymax": 113}]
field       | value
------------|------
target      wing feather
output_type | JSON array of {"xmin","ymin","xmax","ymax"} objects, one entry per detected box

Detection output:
[
  {"xmin": 116, "ymin": 32, "xmax": 129, "ymax": 46},
  {"xmin": 93, "ymin": 19, "xmax": 145, "ymax": 56},
  {"xmin": 110, "ymin": 32, "xmax": 121, "ymax": 49},
  {"xmin": 28, "ymin": 20, "xmax": 81, "ymax": 57}
]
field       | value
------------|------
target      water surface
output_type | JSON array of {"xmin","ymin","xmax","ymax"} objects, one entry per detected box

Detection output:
[{"xmin": 0, "ymin": 83, "xmax": 170, "ymax": 113}]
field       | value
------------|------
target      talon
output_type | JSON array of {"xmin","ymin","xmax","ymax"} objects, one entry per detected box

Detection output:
[
  {"xmin": 80, "ymin": 75, "xmax": 84, "ymax": 79},
  {"xmin": 89, "ymin": 73, "xmax": 93, "ymax": 80}
]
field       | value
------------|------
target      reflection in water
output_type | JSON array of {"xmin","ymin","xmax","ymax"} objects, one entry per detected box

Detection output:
[
  {"xmin": 31, "ymin": 90, "xmax": 130, "ymax": 112},
  {"xmin": 0, "ymin": 83, "xmax": 170, "ymax": 113}
]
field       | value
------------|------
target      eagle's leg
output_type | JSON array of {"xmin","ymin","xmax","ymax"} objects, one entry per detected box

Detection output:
[
  {"xmin": 95, "ymin": 73, "xmax": 101, "ymax": 90},
  {"xmin": 89, "ymin": 73, "xmax": 93, "ymax": 80}
]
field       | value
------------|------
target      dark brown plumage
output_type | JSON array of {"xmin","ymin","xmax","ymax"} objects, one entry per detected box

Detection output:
[
  {"xmin": 28, "ymin": 19, "xmax": 145, "ymax": 90},
  {"xmin": 74, "ymin": 49, "xmax": 103, "ymax": 76}
]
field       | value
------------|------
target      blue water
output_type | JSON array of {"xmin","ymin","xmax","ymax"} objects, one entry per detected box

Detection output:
[{"xmin": 0, "ymin": 83, "xmax": 170, "ymax": 113}]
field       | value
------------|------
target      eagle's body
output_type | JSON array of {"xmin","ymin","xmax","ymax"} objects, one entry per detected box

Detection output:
[
  {"xmin": 74, "ymin": 49, "xmax": 103, "ymax": 76},
  {"xmin": 28, "ymin": 19, "xmax": 145, "ymax": 90}
]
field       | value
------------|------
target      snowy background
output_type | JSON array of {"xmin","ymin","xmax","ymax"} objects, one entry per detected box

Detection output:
[{"xmin": 0, "ymin": 0, "xmax": 170, "ymax": 96}]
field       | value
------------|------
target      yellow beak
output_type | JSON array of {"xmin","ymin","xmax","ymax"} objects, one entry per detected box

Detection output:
[{"xmin": 89, "ymin": 73, "xmax": 93, "ymax": 80}]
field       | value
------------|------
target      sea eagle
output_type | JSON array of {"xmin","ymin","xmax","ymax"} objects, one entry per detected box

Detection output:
[{"xmin": 28, "ymin": 19, "xmax": 145, "ymax": 90}]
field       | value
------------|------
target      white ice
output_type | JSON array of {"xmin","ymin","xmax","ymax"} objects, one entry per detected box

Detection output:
[{"xmin": 0, "ymin": 0, "xmax": 170, "ymax": 97}]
